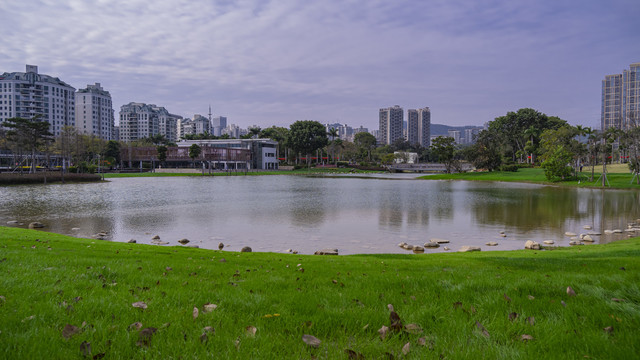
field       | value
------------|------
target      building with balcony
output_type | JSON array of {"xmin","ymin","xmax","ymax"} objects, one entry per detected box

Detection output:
[
  {"xmin": 379, "ymin": 105, "xmax": 403, "ymax": 145},
  {"xmin": 119, "ymin": 102, "xmax": 181, "ymax": 142},
  {"xmin": 602, "ymin": 62, "xmax": 640, "ymax": 130},
  {"xmin": 75, "ymin": 83, "xmax": 114, "ymax": 140},
  {"xmin": 0, "ymin": 65, "xmax": 75, "ymax": 136},
  {"xmin": 407, "ymin": 107, "xmax": 431, "ymax": 147}
]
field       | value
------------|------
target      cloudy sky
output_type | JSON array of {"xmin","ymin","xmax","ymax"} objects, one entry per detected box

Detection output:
[{"xmin": 1, "ymin": 0, "xmax": 638, "ymax": 130}]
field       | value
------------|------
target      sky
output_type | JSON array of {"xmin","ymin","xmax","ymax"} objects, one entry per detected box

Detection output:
[{"xmin": 1, "ymin": 0, "xmax": 638, "ymax": 130}]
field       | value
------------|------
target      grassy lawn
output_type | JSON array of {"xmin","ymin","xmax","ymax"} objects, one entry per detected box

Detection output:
[
  {"xmin": 1, "ymin": 227, "xmax": 639, "ymax": 359},
  {"xmin": 422, "ymin": 167, "xmax": 640, "ymax": 189},
  {"xmin": 103, "ymin": 167, "xmax": 381, "ymax": 178}
]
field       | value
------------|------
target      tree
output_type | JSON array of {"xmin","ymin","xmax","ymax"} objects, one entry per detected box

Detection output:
[
  {"xmin": 248, "ymin": 126, "xmax": 261, "ymax": 139},
  {"xmin": 3, "ymin": 116, "xmax": 53, "ymax": 173},
  {"xmin": 541, "ymin": 145, "xmax": 573, "ymax": 181},
  {"xmin": 465, "ymin": 129, "xmax": 502, "ymax": 171},
  {"xmin": 156, "ymin": 145, "xmax": 168, "ymax": 165},
  {"xmin": 188, "ymin": 144, "xmax": 201, "ymax": 166},
  {"xmin": 103, "ymin": 140, "xmax": 121, "ymax": 165},
  {"xmin": 286, "ymin": 120, "xmax": 328, "ymax": 165},
  {"xmin": 431, "ymin": 136, "xmax": 459, "ymax": 173},
  {"xmin": 353, "ymin": 132, "xmax": 377, "ymax": 162},
  {"xmin": 328, "ymin": 127, "xmax": 339, "ymax": 140}
]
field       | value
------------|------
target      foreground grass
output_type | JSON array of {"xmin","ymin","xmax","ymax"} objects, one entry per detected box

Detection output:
[
  {"xmin": 1, "ymin": 227, "xmax": 639, "ymax": 359},
  {"xmin": 422, "ymin": 167, "xmax": 640, "ymax": 189},
  {"xmin": 103, "ymin": 167, "xmax": 381, "ymax": 178}
]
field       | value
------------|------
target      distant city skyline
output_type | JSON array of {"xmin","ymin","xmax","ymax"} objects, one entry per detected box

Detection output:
[{"xmin": 1, "ymin": 0, "xmax": 639, "ymax": 130}]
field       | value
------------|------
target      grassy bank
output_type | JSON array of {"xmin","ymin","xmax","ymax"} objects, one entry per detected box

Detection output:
[
  {"xmin": 1, "ymin": 227, "xmax": 639, "ymax": 359},
  {"xmin": 422, "ymin": 167, "xmax": 640, "ymax": 189},
  {"xmin": 104, "ymin": 167, "xmax": 381, "ymax": 178}
]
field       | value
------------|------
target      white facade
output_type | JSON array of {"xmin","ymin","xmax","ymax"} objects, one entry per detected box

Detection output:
[
  {"xmin": 75, "ymin": 83, "xmax": 114, "ymax": 140},
  {"xmin": 211, "ymin": 116, "xmax": 227, "ymax": 136},
  {"xmin": 602, "ymin": 62, "xmax": 640, "ymax": 130},
  {"xmin": 379, "ymin": 105, "xmax": 403, "ymax": 145},
  {"xmin": 0, "ymin": 65, "xmax": 75, "ymax": 137},
  {"xmin": 119, "ymin": 102, "xmax": 180, "ymax": 142}
]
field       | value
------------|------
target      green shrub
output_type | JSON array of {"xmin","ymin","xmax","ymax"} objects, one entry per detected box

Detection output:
[{"xmin": 499, "ymin": 164, "xmax": 519, "ymax": 172}]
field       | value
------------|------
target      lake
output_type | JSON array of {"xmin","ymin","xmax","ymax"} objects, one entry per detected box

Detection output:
[{"xmin": 1, "ymin": 174, "xmax": 639, "ymax": 254}]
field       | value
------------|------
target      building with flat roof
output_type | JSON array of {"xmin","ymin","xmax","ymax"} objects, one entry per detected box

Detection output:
[
  {"xmin": 379, "ymin": 105, "xmax": 403, "ymax": 145},
  {"xmin": 407, "ymin": 107, "xmax": 431, "ymax": 147},
  {"xmin": 179, "ymin": 138, "xmax": 279, "ymax": 169},
  {"xmin": 602, "ymin": 62, "xmax": 640, "ymax": 130},
  {"xmin": 75, "ymin": 83, "xmax": 114, "ymax": 140},
  {"xmin": 119, "ymin": 102, "xmax": 181, "ymax": 142},
  {"xmin": 0, "ymin": 65, "xmax": 75, "ymax": 136}
]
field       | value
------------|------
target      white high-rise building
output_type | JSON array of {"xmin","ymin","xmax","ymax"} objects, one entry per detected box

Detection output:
[
  {"xmin": 602, "ymin": 62, "xmax": 640, "ymax": 130},
  {"xmin": 0, "ymin": 65, "xmax": 75, "ymax": 136},
  {"xmin": 119, "ymin": 102, "xmax": 180, "ymax": 142},
  {"xmin": 379, "ymin": 105, "xmax": 403, "ymax": 145},
  {"xmin": 211, "ymin": 116, "xmax": 227, "ymax": 136},
  {"xmin": 407, "ymin": 107, "xmax": 431, "ymax": 147},
  {"xmin": 75, "ymin": 83, "xmax": 114, "ymax": 140}
]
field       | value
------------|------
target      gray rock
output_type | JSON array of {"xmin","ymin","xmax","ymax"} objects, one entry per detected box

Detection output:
[
  {"xmin": 458, "ymin": 246, "xmax": 481, "ymax": 252},
  {"xmin": 178, "ymin": 238, "xmax": 190, "ymax": 245},
  {"xmin": 543, "ymin": 240, "xmax": 555, "ymax": 245},
  {"xmin": 423, "ymin": 242, "xmax": 440, "ymax": 248},
  {"xmin": 152, "ymin": 235, "xmax": 161, "ymax": 240},
  {"xmin": 412, "ymin": 245, "xmax": 425, "ymax": 253},
  {"xmin": 127, "ymin": 239, "xmax": 137, "ymax": 243},
  {"xmin": 564, "ymin": 232, "xmax": 577, "ymax": 237},
  {"xmin": 187, "ymin": 245, "xmax": 199, "ymax": 248},
  {"xmin": 6, "ymin": 220, "xmax": 19, "ymax": 225},
  {"xmin": 402, "ymin": 244, "xmax": 414, "ymax": 250},
  {"xmin": 588, "ymin": 231, "xmax": 602, "ymax": 236},
  {"xmin": 314, "ymin": 248, "xmax": 338, "ymax": 255},
  {"xmin": 151, "ymin": 240, "xmax": 169, "ymax": 245},
  {"xmin": 583, "ymin": 225, "xmax": 593, "ymax": 230},
  {"xmin": 604, "ymin": 230, "xmax": 614, "ymax": 235},
  {"xmin": 443, "ymin": 246, "xmax": 450, "ymax": 251},
  {"xmin": 582, "ymin": 235, "xmax": 594, "ymax": 242},
  {"xmin": 569, "ymin": 240, "xmax": 583, "ymax": 246},
  {"xmin": 430, "ymin": 238, "xmax": 450, "ymax": 244},
  {"xmin": 613, "ymin": 229, "xmax": 623, "ymax": 233},
  {"xmin": 485, "ymin": 242, "xmax": 499, "ymax": 246},
  {"xmin": 71, "ymin": 227, "xmax": 80, "ymax": 231},
  {"xmin": 524, "ymin": 240, "xmax": 540, "ymax": 250},
  {"xmin": 240, "ymin": 246, "xmax": 252, "ymax": 253},
  {"xmin": 397, "ymin": 242, "xmax": 408, "ymax": 248},
  {"xmin": 218, "ymin": 242, "xmax": 224, "ymax": 250},
  {"xmin": 28, "ymin": 222, "xmax": 45, "ymax": 229}
]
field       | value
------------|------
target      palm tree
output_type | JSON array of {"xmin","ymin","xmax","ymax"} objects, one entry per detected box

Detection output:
[
  {"xmin": 523, "ymin": 126, "xmax": 539, "ymax": 164},
  {"xmin": 328, "ymin": 127, "xmax": 339, "ymax": 141}
]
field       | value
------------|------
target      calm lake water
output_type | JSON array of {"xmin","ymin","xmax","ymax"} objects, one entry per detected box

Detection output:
[{"xmin": 1, "ymin": 174, "xmax": 639, "ymax": 254}]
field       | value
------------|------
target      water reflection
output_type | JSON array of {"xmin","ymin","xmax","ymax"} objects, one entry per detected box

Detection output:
[{"xmin": 0, "ymin": 176, "xmax": 638, "ymax": 254}]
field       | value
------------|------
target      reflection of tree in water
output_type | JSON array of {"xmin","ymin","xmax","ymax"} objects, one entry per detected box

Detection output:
[
  {"xmin": 470, "ymin": 186, "xmax": 640, "ymax": 233},
  {"xmin": 378, "ymin": 192, "xmax": 404, "ymax": 228},
  {"xmin": 470, "ymin": 187, "xmax": 586, "ymax": 231}
]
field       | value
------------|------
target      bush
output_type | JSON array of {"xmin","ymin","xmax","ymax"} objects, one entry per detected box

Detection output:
[
  {"xmin": 499, "ymin": 164, "xmax": 519, "ymax": 172},
  {"xmin": 336, "ymin": 161, "xmax": 349, "ymax": 167}
]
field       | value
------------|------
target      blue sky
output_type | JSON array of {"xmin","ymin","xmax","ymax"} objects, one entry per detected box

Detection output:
[{"xmin": 1, "ymin": 0, "xmax": 638, "ymax": 130}]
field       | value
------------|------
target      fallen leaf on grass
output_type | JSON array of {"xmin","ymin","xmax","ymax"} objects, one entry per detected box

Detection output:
[
  {"xmin": 136, "ymin": 327, "xmax": 157, "ymax": 347},
  {"xmin": 603, "ymin": 326, "xmax": 614, "ymax": 334},
  {"xmin": 80, "ymin": 341, "xmax": 91, "ymax": 357},
  {"xmin": 21, "ymin": 315, "xmax": 35, "ymax": 322},
  {"xmin": 528, "ymin": 295, "xmax": 535, "ymax": 300},
  {"xmin": 193, "ymin": 307, "xmax": 199, "ymax": 319},
  {"xmin": 128, "ymin": 322, "xmax": 143, "ymax": 331},
  {"xmin": 245, "ymin": 326, "xmax": 257, "ymax": 337},
  {"xmin": 390, "ymin": 311, "xmax": 403, "ymax": 332},
  {"xmin": 302, "ymin": 334, "xmax": 321, "ymax": 348},
  {"xmin": 611, "ymin": 298, "xmax": 625, "ymax": 303},
  {"xmin": 132, "ymin": 302, "xmax": 147, "ymax": 309},
  {"xmin": 203, "ymin": 326, "xmax": 214, "ymax": 334},
  {"xmin": 200, "ymin": 333, "xmax": 208, "ymax": 343},
  {"xmin": 62, "ymin": 324, "xmax": 81, "ymax": 339},
  {"xmin": 378, "ymin": 325, "xmax": 390, "ymax": 340},
  {"xmin": 203, "ymin": 303, "xmax": 218, "ymax": 312},
  {"xmin": 344, "ymin": 349, "xmax": 364, "ymax": 359},
  {"xmin": 567, "ymin": 286, "xmax": 576, "ymax": 297},
  {"xmin": 508, "ymin": 312, "xmax": 519, "ymax": 322},
  {"xmin": 503, "ymin": 294, "xmax": 512, "ymax": 302},
  {"xmin": 404, "ymin": 323, "xmax": 423, "ymax": 334},
  {"xmin": 521, "ymin": 334, "xmax": 534, "ymax": 341},
  {"xmin": 476, "ymin": 321, "xmax": 490, "ymax": 339},
  {"xmin": 402, "ymin": 342, "xmax": 411, "ymax": 355},
  {"xmin": 527, "ymin": 317, "xmax": 535, "ymax": 326},
  {"xmin": 561, "ymin": 301, "xmax": 567, "ymax": 307},
  {"xmin": 387, "ymin": 304, "xmax": 394, "ymax": 312}
]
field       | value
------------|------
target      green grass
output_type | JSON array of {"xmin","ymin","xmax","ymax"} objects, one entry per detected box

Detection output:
[
  {"xmin": 1, "ymin": 227, "xmax": 639, "ymax": 359},
  {"xmin": 103, "ymin": 167, "xmax": 381, "ymax": 178},
  {"xmin": 422, "ymin": 167, "xmax": 640, "ymax": 189}
]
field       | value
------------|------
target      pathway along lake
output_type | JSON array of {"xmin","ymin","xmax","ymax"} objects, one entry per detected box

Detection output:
[{"xmin": 1, "ymin": 174, "xmax": 639, "ymax": 254}]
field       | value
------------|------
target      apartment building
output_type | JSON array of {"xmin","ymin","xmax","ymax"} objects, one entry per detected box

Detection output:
[
  {"xmin": 602, "ymin": 62, "xmax": 640, "ymax": 130},
  {"xmin": 75, "ymin": 83, "xmax": 114, "ymax": 140},
  {"xmin": 379, "ymin": 105, "xmax": 403, "ymax": 145}
]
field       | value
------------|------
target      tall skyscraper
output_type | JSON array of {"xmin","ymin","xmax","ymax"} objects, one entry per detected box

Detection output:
[
  {"xmin": 75, "ymin": 83, "xmax": 114, "ymax": 140},
  {"xmin": 0, "ymin": 65, "xmax": 75, "ymax": 137},
  {"xmin": 602, "ymin": 62, "xmax": 639, "ymax": 130},
  {"xmin": 407, "ymin": 107, "xmax": 431, "ymax": 147},
  {"xmin": 211, "ymin": 116, "xmax": 227, "ymax": 136},
  {"xmin": 379, "ymin": 105, "xmax": 403, "ymax": 145}
]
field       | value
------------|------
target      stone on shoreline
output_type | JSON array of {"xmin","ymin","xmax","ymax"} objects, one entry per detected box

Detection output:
[
  {"xmin": 582, "ymin": 235, "xmax": 594, "ymax": 242},
  {"xmin": 28, "ymin": 222, "xmax": 45, "ymax": 229},
  {"xmin": 218, "ymin": 242, "xmax": 224, "ymax": 250},
  {"xmin": 564, "ymin": 232, "xmax": 577, "ymax": 237},
  {"xmin": 430, "ymin": 238, "xmax": 449, "ymax": 244},
  {"xmin": 569, "ymin": 240, "xmax": 583, "ymax": 246},
  {"xmin": 583, "ymin": 225, "xmax": 593, "ymax": 230},
  {"xmin": 458, "ymin": 246, "xmax": 481, "ymax": 252},
  {"xmin": 424, "ymin": 242, "xmax": 440, "ymax": 248},
  {"xmin": 543, "ymin": 240, "xmax": 554, "ymax": 245},
  {"xmin": 127, "ymin": 239, "xmax": 137, "ymax": 243},
  {"xmin": 240, "ymin": 246, "xmax": 252, "ymax": 253},
  {"xmin": 412, "ymin": 246, "xmax": 425, "ymax": 253},
  {"xmin": 397, "ymin": 242, "xmax": 407, "ymax": 248},
  {"xmin": 178, "ymin": 238, "xmax": 190, "ymax": 245},
  {"xmin": 152, "ymin": 235, "xmax": 161, "ymax": 240},
  {"xmin": 485, "ymin": 242, "xmax": 499, "ymax": 246},
  {"xmin": 314, "ymin": 248, "xmax": 338, "ymax": 255},
  {"xmin": 524, "ymin": 240, "xmax": 540, "ymax": 250},
  {"xmin": 6, "ymin": 220, "xmax": 19, "ymax": 225}
]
